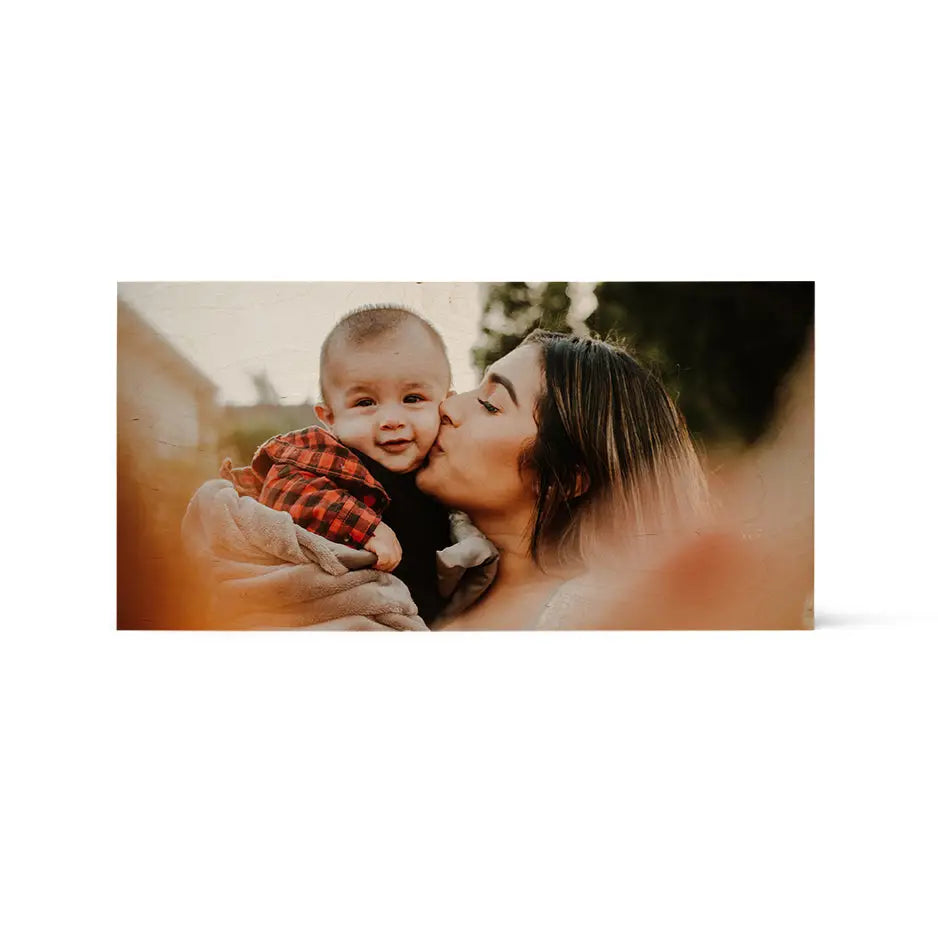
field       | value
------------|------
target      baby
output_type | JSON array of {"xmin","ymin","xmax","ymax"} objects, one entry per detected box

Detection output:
[{"xmin": 221, "ymin": 305, "xmax": 454, "ymax": 625}]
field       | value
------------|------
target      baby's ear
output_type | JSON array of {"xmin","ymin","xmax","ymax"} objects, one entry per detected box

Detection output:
[{"xmin": 314, "ymin": 402, "xmax": 333, "ymax": 427}]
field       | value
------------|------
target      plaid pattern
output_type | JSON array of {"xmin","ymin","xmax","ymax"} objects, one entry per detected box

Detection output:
[{"xmin": 220, "ymin": 426, "xmax": 389, "ymax": 548}]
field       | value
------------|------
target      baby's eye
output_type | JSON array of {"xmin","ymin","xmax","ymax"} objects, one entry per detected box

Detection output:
[
  {"xmin": 353, "ymin": 398, "xmax": 376, "ymax": 408},
  {"xmin": 403, "ymin": 393, "xmax": 427, "ymax": 404}
]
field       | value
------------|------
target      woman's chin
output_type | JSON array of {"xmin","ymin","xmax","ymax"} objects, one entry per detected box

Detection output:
[{"xmin": 415, "ymin": 454, "xmax": 441, "ymax": 493}]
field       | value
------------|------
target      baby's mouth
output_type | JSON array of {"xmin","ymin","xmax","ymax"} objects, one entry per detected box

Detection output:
[{"xmin": 377, "ymin": 439, "xmax": 414, "ymax": 453}]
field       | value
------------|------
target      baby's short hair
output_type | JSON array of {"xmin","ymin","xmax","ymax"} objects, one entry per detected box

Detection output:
[{"xmin": 319, "ymin": 304, "xmax": 450, "ymax": 399}]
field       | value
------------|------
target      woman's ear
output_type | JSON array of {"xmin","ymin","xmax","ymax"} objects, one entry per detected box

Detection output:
[
  {"xmin": 541, "ymin": 469, "xmax": 591, "ymax": 501},
  {"xmin": 314, "ymin": 402, "xmax": 333, "ymax": 427}
]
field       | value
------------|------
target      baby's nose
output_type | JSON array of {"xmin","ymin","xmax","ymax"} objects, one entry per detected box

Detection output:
[{"xmin": 379, "ymin": 407, "xmax": 406, "ymax": 430}]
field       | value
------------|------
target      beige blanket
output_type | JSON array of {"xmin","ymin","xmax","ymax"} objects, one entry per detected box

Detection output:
[{"xmin": 182, "ymin": 479, "xmax": 498, "ymax": 630}]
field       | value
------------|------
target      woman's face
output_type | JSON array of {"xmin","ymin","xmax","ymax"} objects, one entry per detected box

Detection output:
[{"xmin": 416, "ymin": 342, "xmax": 544, "ymax": 520}]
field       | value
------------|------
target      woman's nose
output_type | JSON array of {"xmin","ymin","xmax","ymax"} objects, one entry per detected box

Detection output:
[{"xmin": 438, "ymin": 391, "xmax": 463, "ymax": 427}]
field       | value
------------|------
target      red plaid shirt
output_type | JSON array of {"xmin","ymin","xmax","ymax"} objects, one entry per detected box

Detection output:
[{"xmin": 220, "ymin": 426, "xmax": 389, "ymax": 547}]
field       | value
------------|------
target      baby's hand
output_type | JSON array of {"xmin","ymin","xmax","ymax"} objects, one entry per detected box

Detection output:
[{"xmin": 365, "ymin": 522, "xmax": 402, "ymax": 572}]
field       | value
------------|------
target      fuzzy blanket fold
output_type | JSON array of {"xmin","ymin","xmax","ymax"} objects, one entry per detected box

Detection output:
[{"xmin": 182, "ymin": 479, "xmax": 498, "ymax": 630}]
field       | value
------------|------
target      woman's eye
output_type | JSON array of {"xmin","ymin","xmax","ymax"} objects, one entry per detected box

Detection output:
[
  {"xmin": 353, "ymin": 399, "xmax": 375, "ymax": 408},
  {"xmin": 403, "ymin": 394, "xmax": 426, "ymax": 404},
  {"xmin": 477, "ymin": 398, "xmax": 499, "ymax": 414}
]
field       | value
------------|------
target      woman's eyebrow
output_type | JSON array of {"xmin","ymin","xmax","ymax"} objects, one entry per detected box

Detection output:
[{"xmin": 487, "ymin": 371, "xmax": 518, "ymax": 406}]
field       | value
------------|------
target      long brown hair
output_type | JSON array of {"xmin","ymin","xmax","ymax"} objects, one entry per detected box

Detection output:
[{"xmin": 520, "ymin": 330, "xmax": 709, "ymax": 568}]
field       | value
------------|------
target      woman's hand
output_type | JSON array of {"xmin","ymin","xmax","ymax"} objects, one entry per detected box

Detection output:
[{"xmin": 365, "ymin": 522, "xmax": 403, "ymax": 572}]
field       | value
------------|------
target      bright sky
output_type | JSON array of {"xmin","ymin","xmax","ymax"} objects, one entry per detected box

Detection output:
[{"xmin": 118, "ymin": 282, "xmax": 485, "ymax": 405}]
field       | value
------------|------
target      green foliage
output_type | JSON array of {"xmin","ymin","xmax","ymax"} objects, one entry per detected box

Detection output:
[
  {"xmin": 587, "ymin": 282, "xmax": 814, "ymax": 445},
  {"xmin": 472, "ymin": 282, "xmax": 573, "ymax": 376},
  {"xmin": 220, "ymin": 404, "xmax": 322, "ymax": 466},
  {"xmin": 476, "ymin": 281, "xmax": 814, "ymax": 446},
  {"xmin": 220, "ymin": 425, "xmax": 284, "ymax": 466}
]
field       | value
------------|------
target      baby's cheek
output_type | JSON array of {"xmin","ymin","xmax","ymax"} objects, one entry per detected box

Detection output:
[
  {"xmin": 330, "ymin": 413, "xmax": 372, "ymax": 451},
  {"xmin": 407, "ymin": 416, "xmax": 436, "ymax": 460},
  {"xmin": 416, "ymin": 407, "xmax": 442, "ymax": 444}
]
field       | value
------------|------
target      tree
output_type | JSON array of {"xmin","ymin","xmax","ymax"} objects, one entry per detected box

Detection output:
[
  {"xmin": 472, "ymin": 282, "xmax": 573, "ymax": 376},
  {"xmin": 586, "ymin": 282, "xmax": 814, "ymax": 444},
  {"xmin": 475, "ymin": 281, "xmax": 813, "ymax": 445}
]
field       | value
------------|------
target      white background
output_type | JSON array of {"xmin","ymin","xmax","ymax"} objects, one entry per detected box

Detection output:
[{"xmin": 3, "ymin": 2, "xmax": 936, "ymax": 937}]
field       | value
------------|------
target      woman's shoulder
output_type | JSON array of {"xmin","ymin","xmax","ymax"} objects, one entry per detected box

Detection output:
[{"xmin": 532, "ymin": 574, "xmax": 600, "ymax": 630}]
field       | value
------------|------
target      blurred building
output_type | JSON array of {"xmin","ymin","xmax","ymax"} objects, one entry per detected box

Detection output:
[
  {"xmin": 117, "ymin": 300, "xmax": 221, "ymax": 628},
  {"xmin": 117, "ymin": 299, "xmax": 221, "ymax": 467}
]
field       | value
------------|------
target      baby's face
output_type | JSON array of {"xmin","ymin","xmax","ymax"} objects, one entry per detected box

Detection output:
[{"xmin": 317, "ymin": 323, "xmax": 451, "ymax": 474}]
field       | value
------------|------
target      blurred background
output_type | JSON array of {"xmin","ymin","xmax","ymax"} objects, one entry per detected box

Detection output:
[{"xmin": 117, "ymin": 282, "xmax": 814, "ymax": 629}]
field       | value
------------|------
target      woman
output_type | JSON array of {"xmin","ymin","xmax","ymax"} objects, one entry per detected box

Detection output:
[
  {"xmin": 185, "ymin": 329, "xmax": 709, "ymax": 630},
  {"xmin": 417, "ymin": 329, "xmax": 709, "ymax": 629}
]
